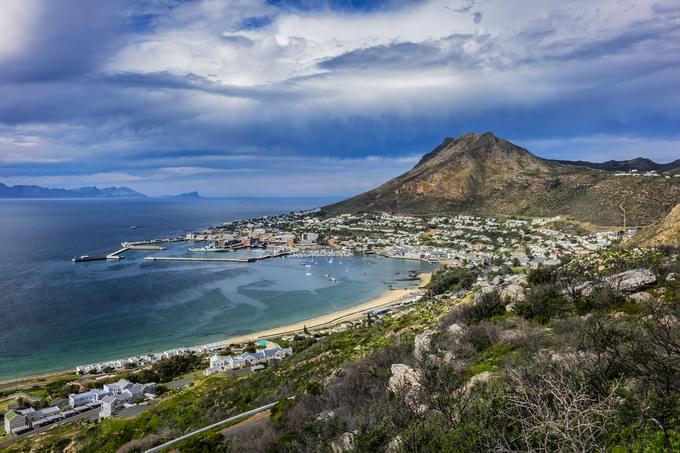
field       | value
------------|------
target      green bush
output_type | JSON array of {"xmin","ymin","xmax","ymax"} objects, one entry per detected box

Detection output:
[{"xmin": 514, "ymin": 283, "xmax": 565, "ymax": 323}]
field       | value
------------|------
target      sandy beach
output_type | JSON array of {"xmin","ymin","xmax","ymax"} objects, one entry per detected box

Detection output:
[{"xmin": 218, "ymin": 272, "xmax": 432, "ymax": 345}]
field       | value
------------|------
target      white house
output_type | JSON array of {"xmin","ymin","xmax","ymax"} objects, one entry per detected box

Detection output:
[
  {"xmin": 103, "ymin": 379, "xmax": 133, "ymax": 395},
  {"xmin": 205, "ymin": 343, "xmax": 293, "ymax": 375},
  {"xmin": 99, "ymin": 395, "xmax": 129, "ymax": 418}
]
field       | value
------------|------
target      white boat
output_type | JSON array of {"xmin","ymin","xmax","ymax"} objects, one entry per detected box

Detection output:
[
  {"xmin": 330, "ymin": 277, "xmax": 336, "ymax": 282},
  {"xmin": 305, "ymin": 272, "xmax": 312, "ymax": 276},
  {"xmin": 188, "ymin": 241, "xmax": 232, "ymax": 252}
]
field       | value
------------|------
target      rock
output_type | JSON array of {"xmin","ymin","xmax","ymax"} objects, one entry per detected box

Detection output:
[
  {"xmin": 447, "ymin": 323, "xmax": 465, "ymax": 337},
  {"xmin": 464, "ymin": 371, "xmax": 493, "ymax": 392},
  {"xmin": 611, "ymin": 311, "xmax": 626, "ymax": 320},
  {"xmin": 628, "ymin": 292, "xmax": 654, "ymax": 303},
  {"xmin": 660, "ymin": 315, "xmax": 679, "ymax": 327},
  {"xmin": 667, "ymin": 272, "xmax": 678, "ymax": 282},
  {"xmin": 501, "ymin": 283, "xmax": 526, "ymax": 302},
  {"xmin": 331, "ymin": 431, "xmax": 356, "ymax": 453},
  {"xmin": 492, "ymin": 276, "xmax": 504, "ymax": 286},
  {"xmin": 579, "ymin": 269, "xmax": 656, "ymax": 297},
  {"xmin": 388, "ymin": 364, "xmax": 426, "ymax": 413},
  {"xmin": 414, "ymin": 330, "xmax": 432, "ymax": 361},
  {"xmin": 505, "ymin": 302, "xmax": 516, "ymax": 313},
  {"xmin": 386, "ymin": 436, "xmax": 402, "ymax": 453},
  {"xmin": 581, "ymin": 313, "xmax": 594, "ymax": 321},
  {"xmin": 604, "ymin": 269, "xmax": 656, "ymax": 294},
  {"xmin": 389, "ymin": 364, "xmax": 421, "ymax": 393}
]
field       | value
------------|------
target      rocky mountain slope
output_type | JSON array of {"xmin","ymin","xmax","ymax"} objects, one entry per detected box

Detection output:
[
  {"xmin": 628, "ymin": 203, "xmax": 680, "ymax": 247},
  {"xmin": 325, "ymin": 132, "xmax": 680, "ymax": 226}
]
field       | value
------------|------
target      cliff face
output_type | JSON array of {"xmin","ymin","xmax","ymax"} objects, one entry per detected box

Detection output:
[{"xmin": 325, "ymin": 132, "xmax": 680, "ymax": 226}]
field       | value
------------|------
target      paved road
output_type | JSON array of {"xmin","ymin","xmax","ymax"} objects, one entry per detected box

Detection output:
[{"xmin": 145, "ymin": 398, "xmax": 293, "ymax": 453}]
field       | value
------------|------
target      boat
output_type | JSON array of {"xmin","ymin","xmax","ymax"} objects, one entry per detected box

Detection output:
[
  {"xmin": 305, "ymin": 272, "xmax": 312, "ymax": 276},
  {"xmin": 188, "ymin": 240, "xmax": 232, "ymax": 252},
  {"xmin": 129, "ymin": 225, "xmax": 138, "ymax": 229},
  {"xmin": 330, "ymin": 277, "xmax": 336, "ymax": 282},
  {"xmin": 72, "ymin": 255, "xmax": 105, "ymax": 263}
]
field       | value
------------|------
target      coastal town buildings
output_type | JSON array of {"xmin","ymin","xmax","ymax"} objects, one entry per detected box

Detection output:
[{"xmin": 205, "ymin": 342, "xmax": 293, "ymax": 375}]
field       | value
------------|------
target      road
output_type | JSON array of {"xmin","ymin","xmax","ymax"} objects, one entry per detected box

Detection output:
[{"xmin": 144, "ymin": 398, "xmax": 293, "ymax": 453}]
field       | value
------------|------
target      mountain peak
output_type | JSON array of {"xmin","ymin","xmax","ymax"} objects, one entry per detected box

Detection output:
[
  {"xmin": 325, "ymin": 132, "xmax": 680, "ymax": 226},
  {"xmin": 415, "ymin": 132, "xmax": 538, "ymax": 170}
]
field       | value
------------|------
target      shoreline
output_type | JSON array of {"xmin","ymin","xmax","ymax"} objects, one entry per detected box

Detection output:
[
  {"xmin": 0, "ymin": 272, "xmax": 433, "ymax": 388},
  {"xmin": 218, "ymin": 271, "xmax": 431, "ymax": 345}
]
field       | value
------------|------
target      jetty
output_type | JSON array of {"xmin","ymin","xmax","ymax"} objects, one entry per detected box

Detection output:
[{"xmin": 143, "ymin": 252, "xmax": 290, "ymax": 263}]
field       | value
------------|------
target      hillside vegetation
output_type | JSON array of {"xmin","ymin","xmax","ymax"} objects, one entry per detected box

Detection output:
[{"xmin": 7, "ymin": 248, "xmax": 680, "ymax": 452}]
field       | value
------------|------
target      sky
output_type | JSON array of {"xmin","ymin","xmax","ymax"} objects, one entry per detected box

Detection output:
[{"xmin": 0, "ymin": 0, "xmax": 679, "ymax": 197}]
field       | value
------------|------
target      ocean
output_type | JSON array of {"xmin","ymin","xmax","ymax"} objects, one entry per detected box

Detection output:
[{"xmin": 0, "ymin": 198, "xmax": 435, "ymax": 381}]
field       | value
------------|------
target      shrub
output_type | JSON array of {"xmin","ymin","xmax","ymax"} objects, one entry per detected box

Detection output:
[
  {"xmin": 514, "ymin": 283, "xmax": 565, "ymax": 324},
  {"xmin": 443, "ymin": 291, "xmax": 505, "ymax": 326},
  {"xmin": 426, "ymin": 267, "xmax": 478, "ymax": 296}
]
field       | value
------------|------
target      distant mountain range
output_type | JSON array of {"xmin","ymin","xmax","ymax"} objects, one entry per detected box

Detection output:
[
  {"xmin": 554, "ymin": 157, "xmax": 680, "ymax": 173},
  {"xmin": 0, "ymin": 183, "xmax": 146, "ymax": 199},
  {"xmin": 325, "ymin": 132, "xmax": 680, "ymax": 226},
  {"xmin": 0, "ymin": 184, "xmax": 205, "ymax": 199}
]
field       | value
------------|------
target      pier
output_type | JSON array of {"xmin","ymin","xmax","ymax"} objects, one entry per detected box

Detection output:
[{"xmin": 143, "ymin": 252, "xmax": 290, "ymax": 263}]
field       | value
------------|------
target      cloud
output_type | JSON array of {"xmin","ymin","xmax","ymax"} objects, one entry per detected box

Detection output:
[{"xmin": 0, "ymin": 0, "xmax": 678, "ymax": 195}]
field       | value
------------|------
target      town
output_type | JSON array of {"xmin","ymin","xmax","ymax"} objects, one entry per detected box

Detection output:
[{"xmin": 3, "ymin": 210, "xmax": 632, "ymax": 439}]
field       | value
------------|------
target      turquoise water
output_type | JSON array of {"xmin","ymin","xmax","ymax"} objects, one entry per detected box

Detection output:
[{"xmin": 0, "ymin": 199, "xmax": 435, "ymax": 380}]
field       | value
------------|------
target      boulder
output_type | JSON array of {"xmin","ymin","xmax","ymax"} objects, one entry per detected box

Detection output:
[
  {"xmin": 628, "ymin": 292, "xmax": 654, "ymax": 303},
  {"xmin": 388, "ymin": 364, "xmax": 426, "ymax": 413},
  {"xmin": 389, "ymin": 364, "xmax": 421, "ymax": 393},
  {"xmin": 331, "ymin": 431, "xmax": 356, "ymax": 453},
  {"xmin": 611, "ymin": 311, "xmax": 626, "ymax": 320},
  {"xmin": 579, "ymin": 269, "xmax": 656, "ymax": 297},
  {"xmin": 667, "ymin": 272, "xmax": 678, "ymax": 282},
  {"xmin": 604, "ymin": 269, "xmax": 656, "ymax": 294},
  {"xmin": 447, "ymin": 323, "xmax": 465, "ymax": 337},
  {"xmin": 414, "ymin": 330, "xmax": 432, "ymax": 361},
  {"xmin": 464, "ymin": 371, "xmax": 493, "ymax": 392},
  {"xmin": 501, "ymin": 283, "xmax": 526, "ymax": 302}
]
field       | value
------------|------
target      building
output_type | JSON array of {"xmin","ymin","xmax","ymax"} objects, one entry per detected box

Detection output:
[
  {"xmin": 103, "ymin": 379, "xmax": 133, "ymax": 395},
  {"xmin": 4, "ymin": 409, "xmax": 33, "ymax": 434},
  {"xmin": 301, "ymin": 232, "xmax": 319, "ymax": 245},
  {"xmin": 68, "ymin": 389, "xmax": 107, "ymax": 408},
  {"xmin": 99, "ymin": 395, "xmax": 129, "ymax": 418},
  {"xmin": 205, "ymin": 343, "xmax": 293, "ymax": 375}
]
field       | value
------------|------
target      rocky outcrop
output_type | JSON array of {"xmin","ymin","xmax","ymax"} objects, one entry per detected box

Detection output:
[
  {"xmin": 331, "ymin": 431, "xmax": 357, "ymax": 452},
  {"xmin": 414, "ymin": 330, "xmax": 432, "ymax": 361},
  {"xmin": 388, "ymin": 364, "xmax": 426, "ymax": 413},
  {"xmin": 501, "ymin": 283, "xmax": 526, "ymax": 302},
  {"xmin": 579, "ymin": 268, "xmax": 656, "ymax": 296},
  {"xmin": 605, "ymin": 269, "xmax": 656, "ymax": 293}
]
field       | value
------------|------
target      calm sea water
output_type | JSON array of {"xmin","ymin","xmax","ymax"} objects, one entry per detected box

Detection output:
[{"xmin": 0, "ymin": 198, "xmax": 435, "ymax": 381}]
